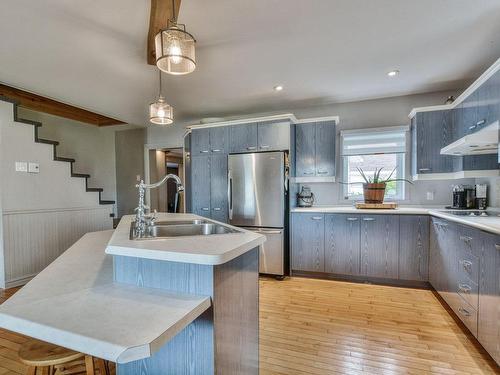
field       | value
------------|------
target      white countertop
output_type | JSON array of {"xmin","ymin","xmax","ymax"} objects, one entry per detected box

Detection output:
[
  {"xmin": 291, "ymin": 206, "xmax": 500, "ymax": 235},
  {"xmin": 106, "ymin": 214, "xmax": 266, "ymax": 265},
  {"xmin": 0, "ymin": 230, "xmax": 211, "ymax": 364}
]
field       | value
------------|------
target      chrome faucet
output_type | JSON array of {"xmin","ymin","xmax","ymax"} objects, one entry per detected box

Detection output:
[{"xmin": 134, "ymin": 174, "xmax": 184, "ymax": 238}]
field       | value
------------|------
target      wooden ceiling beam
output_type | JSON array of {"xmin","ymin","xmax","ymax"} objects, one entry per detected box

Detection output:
[
  {"xmin": 0, "ymin": 84, "xmax": 125, "ymax": 126},
  {"xmin": 147, "ymin": 0, "xmax": 181, "ymax": 65}
]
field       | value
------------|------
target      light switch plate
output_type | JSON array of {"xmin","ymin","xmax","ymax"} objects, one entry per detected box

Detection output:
[
  {"xmin": 28, "ymin": 162, "xmax": 40, "ymax": 173},
  {"xmin": 15, "ymin": 162, "xmax": 28, "ymax": 172},
  {"xmin": 426, "ymin": 191, "xmax": 434, "ymax": 200}
]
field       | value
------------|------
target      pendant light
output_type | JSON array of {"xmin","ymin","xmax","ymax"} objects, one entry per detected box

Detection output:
[
  {"xmin": 155, "ymin": 0, "xmax": 196, "ymax": 75},
  {"xmin": 149, "ymin": 71, "xmax": 173, "ymax": 125}
]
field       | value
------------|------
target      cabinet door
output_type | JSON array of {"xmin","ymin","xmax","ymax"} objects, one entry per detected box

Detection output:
[
  {"xmin": 209, "ymin": 126, "xmax": 229, "ymax": 154},
  {"xmin": 295, "ymin": 123, "xmax": 316, "ymax": 177},
  {"xmin": 462, "ymin": 91, "xmax": 479, "ymax": 136},
  {"xmin": 291, "ymin": 213, "xmax": 325, "ymax": 272},
  {"xmin": 451, "ymin": 103, "xmax": 464, "ymax": 142},
  {"xmin": 399, "ymin": 216, "xmax": 429, "ymax": 281},
  {"xmin": 415, "ymin": 110, "xmax": 453, "ymax": 174},
  {"xmin": 315, "ymin": 121, "xmax": 336, "ymax": 177},
  {"xmin": 360, "ymin": 215, "xmax": 399, "ymax": 278},
  {"xmin": 257, "ymin": 121, "xmax": 290, "ymax": 151},
  {"xmin": 325, "ymin": 214, "xmax": 360, "ymax": 275},
  {"xmin": 191, "ymin": 156, "xmax": 211, "ymax": 218},
  {"xmin": 462, "ymin": 154, "xmax": 499, "ymax": 171},
  {"xmin": 191, "ymin": 128, "xmax": 211, "ymax": 156},
  {"xmin": 478, "ymin": 233, "xmax": 500, "ymax": 365},
  {"xmin": 229, "ymin": 124, "xmax": 258, "ymax": 153},
  {"xmin": 210, "ymin": 154, "xmax": 228, "ymax": 223}
]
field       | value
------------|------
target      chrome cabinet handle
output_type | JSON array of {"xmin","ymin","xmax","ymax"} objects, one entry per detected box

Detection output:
[
  {"xmin": 201, "ymin": 207, "xmax": 210, "ymax": 211},
  {"xmin": 495, "ymin": 244, "xmax": 500, "ymax": 251},
  {"xmin": 317, "ymin": 171, "xmax": 329, "ymax": 175},
  {"xmin": 246, "ymin": 146, "xmax": 257, "ymax": 150},
  {"xmin": 458, "ymin": 283, "xmax": 471, "ymax": 294},
  {"xmin": 458, "ymin": 307, "xmax": 471, "ymax": 317},
  {"xmin": 460, "ymin": 260, "xmax": 472, "ymax": 273},
  {"xmin": 363, "ymin": 217, "xmax": 375, "ymax": 221},
  {"xmin": 476, "ymin": 119, "xmax": 486, "ymax": 126},
  {"xmin": 260, "ymin": 145, "xmax": 270, "ymax": 149},
  {"xmin": 469, "ymin": 125, "xmax": 477, "ymax": 131},
  {"xmin": 347, "ymin": 217, "xmax": 358, "ymax": 221},
  {"xmin": 419, "ymin": 168, "xmax": 431, "ymax": 172},
  {"xmin": 460, "ymin": 235, "xmax": 473, "ymax": 244},
  {"xmin": 311, "ymin": 216, "xmax": 323, "ymax": 221},
  {"xmin": 303, "ymin": 171, "xmax": 314, "ymax": 175},
  {"xmin": 200, "ymin": 150, "xmax": 209, "ymax": 153},
  {"xmin": 211, "ymin": 149, "xmax": 221, "ymax": 153},
  {"xmin": 228, "ymin": 170, "xmax": 233, "ymax": 220},
  {"xmin": 213, "ymin": 207, "xmax": 221, "ymax": 211}
]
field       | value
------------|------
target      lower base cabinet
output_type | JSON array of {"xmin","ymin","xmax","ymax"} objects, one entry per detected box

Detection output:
[
  {"xmin": 325, "ymin": 214, "xmax": 361, "ymax": 276},
  {"xmin": 291, "ymin": 213, "xmax": 325, "ymax": 272},
  {"xmin": 399, "ymin": 215, "xmax": 429, "ymax": 281}
]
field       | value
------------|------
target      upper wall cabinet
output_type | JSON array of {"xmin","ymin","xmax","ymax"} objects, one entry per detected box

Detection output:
[
  {"xmin": 229, "ymin": 120, "xmax": 290, "ymax": 153},
  {"xmin": 191, "ymin": 127, "xmax": 229, "ymax": 155},
  {"xmin": 411, "ymin": 110, "xmax": 454, "ymax": 177},
  {"xmin": 294, "ymin": 120, "xmax": 336, "ymax": 181}
]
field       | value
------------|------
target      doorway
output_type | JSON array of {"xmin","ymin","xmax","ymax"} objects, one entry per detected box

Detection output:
[{"xmin": 148, "ymin": 147, "xmax": 184, "ymax": 213}]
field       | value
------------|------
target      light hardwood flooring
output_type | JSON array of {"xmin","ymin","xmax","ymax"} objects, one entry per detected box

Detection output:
[{"xmin": 1, "ymin": 278, "xmax": 499, "ymax": 374}]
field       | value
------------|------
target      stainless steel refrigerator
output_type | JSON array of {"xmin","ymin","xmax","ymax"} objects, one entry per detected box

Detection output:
[{"xmin": 228, "ymin": 151, "xmax": 287, "ymax": 277}]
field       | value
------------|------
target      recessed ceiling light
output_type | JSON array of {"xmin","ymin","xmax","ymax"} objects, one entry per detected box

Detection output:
[
  {"xmin": 274, "ymin": 85, "xmax": 284, "ymax": 91},
  {"xmin": 387, "ymin": 70, "xmax": 399, "ymax": 77}
]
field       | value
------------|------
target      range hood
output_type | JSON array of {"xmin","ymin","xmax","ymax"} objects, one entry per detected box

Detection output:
[{"xmin": 440, "ymin": 121, "xmax": 499, "ymax": 156}]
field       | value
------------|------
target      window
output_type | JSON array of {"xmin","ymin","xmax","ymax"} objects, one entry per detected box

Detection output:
[{"xmin": 341, "ymin": 126, "xmax": 408, "ymax": 200}]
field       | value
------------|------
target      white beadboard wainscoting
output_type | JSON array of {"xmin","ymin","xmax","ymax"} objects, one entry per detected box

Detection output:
[{"xmin": 2, "ymin": 206, "xmax": 112, "ymax": 287}]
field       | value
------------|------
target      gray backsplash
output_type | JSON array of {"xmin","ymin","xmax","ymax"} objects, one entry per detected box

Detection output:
[
  {"xmin": 475, "ymin": 177, "xmax": 500, "ymax": 208},
  {"xmin": 298, "ymin": 178, "xmax": 479, "ymax": 207}
]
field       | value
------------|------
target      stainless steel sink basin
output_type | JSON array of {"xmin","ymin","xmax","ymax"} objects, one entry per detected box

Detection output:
[{"xmin": 130, "ymin": 220, "xmax": 240, "ymax": 240}]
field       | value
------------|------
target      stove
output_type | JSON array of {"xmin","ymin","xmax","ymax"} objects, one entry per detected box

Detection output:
[{"xmin": 441, "ymin": 210, "xmax": 498, "ymax": 217}]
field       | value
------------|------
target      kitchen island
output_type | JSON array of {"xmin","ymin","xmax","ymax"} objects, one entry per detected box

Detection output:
[{"xmin": 0, "ymin": 213, "xmax": 265, "ymax": 374}]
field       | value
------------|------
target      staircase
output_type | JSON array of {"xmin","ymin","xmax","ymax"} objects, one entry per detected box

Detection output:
[{"xmin": 4, "ymin": 96, "xmax": 115, "ymax": 206}]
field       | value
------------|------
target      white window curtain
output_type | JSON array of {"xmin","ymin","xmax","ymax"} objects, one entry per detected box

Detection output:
[{"xmin": 341, "ymin": 126, "xmax": 408, "ymax": 156}]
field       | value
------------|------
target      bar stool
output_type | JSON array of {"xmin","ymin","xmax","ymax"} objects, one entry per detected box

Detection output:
[{"xmin": 18, "ymin": 338, "xmax": 110, "ymax": 375}]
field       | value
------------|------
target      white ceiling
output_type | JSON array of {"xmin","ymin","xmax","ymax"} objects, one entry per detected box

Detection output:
[{"xmin": 1, "ymin": 0, "xmax": 500, "ymax": 126}]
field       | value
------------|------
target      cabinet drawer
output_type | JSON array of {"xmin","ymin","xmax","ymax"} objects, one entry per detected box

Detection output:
[
  {"xmin": 457, "ymin": 247, "xmax": 479, "ymax": 284},
  {"xmin": 456, "ymin": 276, "xmax": 479, "ymax": 310},
  {"xmin": 449, "ymin": 293, "xmax": 478, "ymax": 337}
]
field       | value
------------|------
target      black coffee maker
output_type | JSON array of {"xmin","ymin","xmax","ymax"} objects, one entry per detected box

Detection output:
[{"xmin": 451, "ymin": 185, "xmax": 475, "ymax": 209}]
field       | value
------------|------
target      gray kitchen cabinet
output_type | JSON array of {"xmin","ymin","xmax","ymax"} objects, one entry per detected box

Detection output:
[
  {"xmin": 291, "ymin": 213, "xmax": 325, "ymax": 272},
  {"xmin": 325, "ymin": 214, "xmax": 361, "ymax": 275},
  {"xmin": 478, "ymin": 232, "xmax": 500, "ymax": 365},
  {"xmin": 257, "ymin": 120, "xmax": 290, "ymax": 151},
  {"xmin": 295, "ymin": 120, "xmax": 336, "ymax": 178},
  {"xmin": 360, "ymin": 215, "xmax": 399, "ymax": 278},
  {"xmin": 411, "ymin": 110, "xmax": 454, "ymax": 176},
  {"xmin": 209, "ymin": 154, "xmax": 228, "ymax": 222},
  {"xmin": 229, "ymin": 123, "xmax": 258, "ymax": 153},
  {"xmin": 462, "ymin": 154, "xmax": 499, "ymax": 171},
  {"xmin": 399, "ymin": 215, "xmax": 429, "ymax": 281},
  {"xmin": 190, "ymin": 154, "xmax": 228, "ymax": 222},
  {"xmin": 191, "ymin": 156, "xmax": 211, "ymax": 218},
  {"xmin": 191, "ymin": 127, "xmax": 229, "ymax": 155}
]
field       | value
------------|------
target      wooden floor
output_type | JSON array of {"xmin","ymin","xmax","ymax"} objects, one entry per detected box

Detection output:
[{"xmin": 1, "ymin": 278, "xmax": 499, "ymax": 375}]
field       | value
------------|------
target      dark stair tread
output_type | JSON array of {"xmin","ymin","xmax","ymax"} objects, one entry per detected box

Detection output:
[
  {"xmin": 36, "ymin": 138, "xmax": 59, "ymax": 146},
  {"xmin": 54, "ymin": 156, "xmax": 76, "ymax": 163},
  {"xmin": 99, "ymin": 200, "xmax": 115, "ymax": 205},
  {"xmin": 71, "ymin": 173, "xmax": 91, "ymax": 178},
  {"xmin": 87, "ymin": 187, "xmax": 104, "ymax": 192}
]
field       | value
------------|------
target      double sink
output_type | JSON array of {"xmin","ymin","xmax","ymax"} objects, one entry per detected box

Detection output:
[{"xmin": 130, "ymin": 219, "xmax": 241, "ymax": 240}]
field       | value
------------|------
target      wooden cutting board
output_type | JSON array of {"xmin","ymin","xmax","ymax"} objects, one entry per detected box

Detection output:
[{"xmin": 355, "ymin": 202, "xmax": 398, "ymax": 209}]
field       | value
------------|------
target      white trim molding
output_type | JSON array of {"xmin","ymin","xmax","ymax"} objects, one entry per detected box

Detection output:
[
  {"xmin": 188, "ymin": 113, "xmax": 298, "ymax": 130},
  {"xmin": 294, "ymin": 116, "xmax": 340, "ymax": 124},
  {"xmin": 409, "ymin": 56, "xmax": 500, "ymax": 119}
]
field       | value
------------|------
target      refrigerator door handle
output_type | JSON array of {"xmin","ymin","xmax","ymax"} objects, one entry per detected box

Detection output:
[
  {"xmin": 228, "ymin": 169, "xmax": 233, "ymax": 220},
  {"xmin": 251, "ymin": 229, "xmax": 283, "ymax": 235}
]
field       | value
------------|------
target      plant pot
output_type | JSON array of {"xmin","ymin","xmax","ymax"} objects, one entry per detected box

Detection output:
[{"xmin": 363, "ymin": 183, "xmax": 386, "ymax": 204}]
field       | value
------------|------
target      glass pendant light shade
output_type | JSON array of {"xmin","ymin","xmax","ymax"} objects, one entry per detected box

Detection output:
[
  {"xmin": 149, "ymin": 96, "xmax": 173, "ymax": 125},
  {"xmin": 155, "ymin": 21, "xmax": 196, "ymax": 75}
]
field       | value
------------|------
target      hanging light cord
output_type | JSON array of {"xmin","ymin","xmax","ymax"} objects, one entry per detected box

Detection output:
[
  {"xmin": 158, "ymin": 70, "xmax": 163, "ymax": 98},
  {"xmin": 171, "ymin": 0, "xmax": 177, "ymax": 23}
]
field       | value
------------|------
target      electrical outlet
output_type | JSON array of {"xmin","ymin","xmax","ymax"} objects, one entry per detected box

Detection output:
[
  {"xmin": 15, "ymin": 162, "xmax": 28, "ymax": 172},
  {"xmin": 28, "ymin": 162, "xmax": 40, "ymax": 173},
  {"xmin": 426, "ymin": 191, "xmax": 434, "ymax": 200}
]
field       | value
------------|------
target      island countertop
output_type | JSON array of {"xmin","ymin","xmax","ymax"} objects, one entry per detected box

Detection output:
[
  {"xmin": 0, "ymin": 230, "xmax": 211, "ymax": 364},
  {"xmin": 106, "ymin": 213, "xmax": 266, "ymax": 265}
]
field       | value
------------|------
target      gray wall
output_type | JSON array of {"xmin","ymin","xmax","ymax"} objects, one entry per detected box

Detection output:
[{"xmin": 115, "ymin": 128, "xmax": 146, "ymax": 217}]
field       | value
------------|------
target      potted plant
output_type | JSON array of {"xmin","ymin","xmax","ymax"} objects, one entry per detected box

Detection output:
[{"xmin": 356, "ymin": 167, "xmax": 412, "ymax": 204}]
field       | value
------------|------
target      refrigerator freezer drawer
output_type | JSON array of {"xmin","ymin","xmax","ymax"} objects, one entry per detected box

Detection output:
[{"xmin": 243, "ymin": 227, "xmax": 284, "ymax": 275}]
